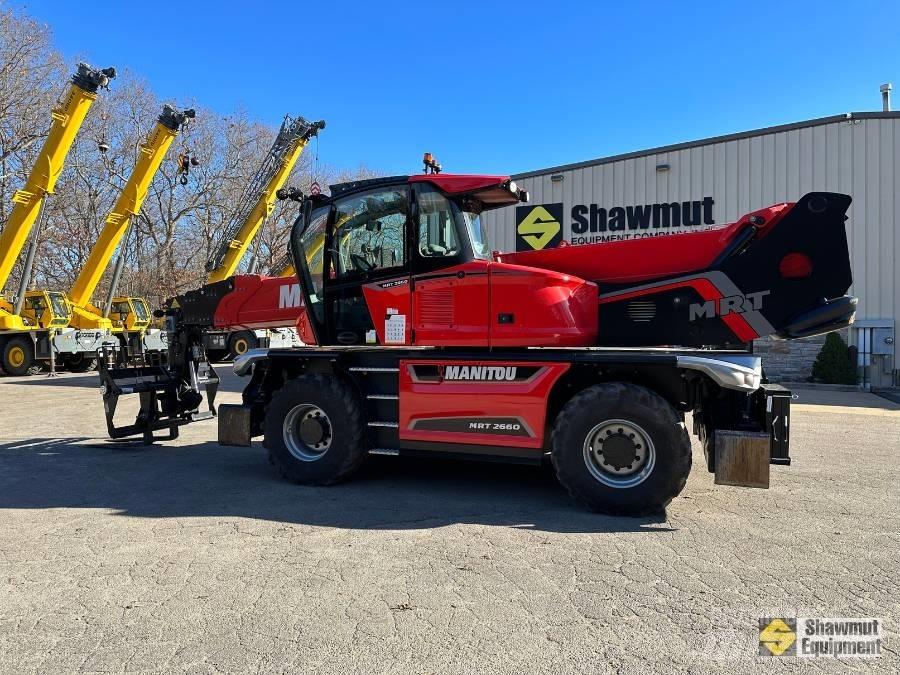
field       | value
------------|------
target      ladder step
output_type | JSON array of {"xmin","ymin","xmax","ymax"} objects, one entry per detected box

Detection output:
[
  {"xmin": 367, "ymin": 421, "xmax": 398, "ymax": 428},
  {"xmin": 367, "ymin": 394, "xmax": 398, "ymax": 400},
  {"xmin": 368, "ymin": 448, "xmax": 400, "ymax": 456},
  {"xmin": 350, "ymin": 367, "xmax": 399, "ymax": 373}
]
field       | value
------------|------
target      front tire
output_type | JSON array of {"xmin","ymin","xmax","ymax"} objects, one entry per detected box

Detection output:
[
  {"xmin": 551, "ymin": 383, "xmax": 691, "ymax": 515},
  {"xmin": 2, "ymin": 337, "xmax": 36, "ymax": 377},
  {"xmin": 263, "ymin": 374, "xmax": 367, "ymax": 485}
]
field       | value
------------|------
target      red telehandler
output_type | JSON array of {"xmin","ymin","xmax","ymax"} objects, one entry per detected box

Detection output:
[{"xmin": 98, "ymin": 168, "xmax": 856, "ymax": 514}]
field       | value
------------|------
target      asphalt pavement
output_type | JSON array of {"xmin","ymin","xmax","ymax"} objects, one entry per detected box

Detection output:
[{"xmin": 0, "ymin": 369, "xmax": 897, "ymax": 673}]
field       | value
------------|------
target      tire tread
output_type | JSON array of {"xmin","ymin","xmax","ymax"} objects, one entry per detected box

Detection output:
[
  {"xmin": 263, "ymin": 373, "xmax": 366, "ymax": 485},
  {"xmin": 550, "ymin": 382, "xmax": 691, "ymax": 515}
]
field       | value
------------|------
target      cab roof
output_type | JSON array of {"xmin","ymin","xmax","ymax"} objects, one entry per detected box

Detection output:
[{"xmin": 328, "ymin": 173, "xmax": 526, "ymax": 208}]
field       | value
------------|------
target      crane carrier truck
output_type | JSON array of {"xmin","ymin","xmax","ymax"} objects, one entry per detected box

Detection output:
[
  {"xmin": 97, "ymin": 171, "xmax": 856, "ymax": 514},
  {"xmin": 0, "ymin": 63, "xmax": 115, "ymax": 375},
  {"xmin": 62, "ymin": 104, "xmax": 195, "ymax": 371}
]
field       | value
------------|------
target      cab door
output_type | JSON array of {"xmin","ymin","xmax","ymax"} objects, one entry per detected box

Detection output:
[
  {"xmin": 410, "ymin": 184, "xmax": 489, "ymax": 346},
  {"xmin": 325, "ymin": 183, "xmax": 413, "ymax": 345}
]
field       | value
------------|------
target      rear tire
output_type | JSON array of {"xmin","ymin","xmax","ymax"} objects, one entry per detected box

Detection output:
[
  {"xmin": 263, "ymin": 374, "xmax": 367, "ymax": 485},
  {"xmin": 2, "ymin": 336, "xmax": 35, "ymax": 377},
  {"xmin": 551, "ymin": 383, "xmax": 691, "ymax": 515},
  {"xmin": 227, "ymin": 330, "xmax": 258, "ymax": 359},
  {"xmin": 64, "ymin": 353, "xmax": 98, "ymax": 373}
]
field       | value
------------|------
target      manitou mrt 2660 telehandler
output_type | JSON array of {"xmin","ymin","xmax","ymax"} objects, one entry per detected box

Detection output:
[{"xmin": 98, "ymin": 171, "xmax": 856, "ymax": 514}]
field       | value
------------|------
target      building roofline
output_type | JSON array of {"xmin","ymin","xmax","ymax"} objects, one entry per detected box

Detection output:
[{"xmin": 512, "ymin": 111, "xmax": 900, "ymax": 180}]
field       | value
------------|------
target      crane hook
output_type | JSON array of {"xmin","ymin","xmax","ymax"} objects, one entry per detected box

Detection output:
[{"xmin": 176, "ymin": 152, "xmax": 199, "ymax": 185}]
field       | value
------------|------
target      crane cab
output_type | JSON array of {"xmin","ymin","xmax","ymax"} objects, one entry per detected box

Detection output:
[
  {"xmin": 289, "ymin": 174, "xmax": 599, "ymax": 348},
  {"xmin": 108, "ymin": 296, "xmax": 152, "ymax": 332},
  {"xmin": 21, "ymin": 290, "xmax": 71, "ymax": 329}
]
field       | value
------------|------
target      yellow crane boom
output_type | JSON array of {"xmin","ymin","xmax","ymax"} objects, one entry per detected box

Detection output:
[
  {"xmin": 205, "ymin": 116, "xmax": 324, "ymax": 283},
  {"xmin": 0, "ymin": 63, "xmax": 115, "ymax": 330},
  {"xmin": 68, "ymin": 105, "xmax": 195, "ymax": 329}
]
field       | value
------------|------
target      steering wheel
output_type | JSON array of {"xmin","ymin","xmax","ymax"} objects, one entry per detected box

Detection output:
[
  {"xmin": 421, "ymin": 244, "xmax": 447, "ymax": 257},
  {"xmin": 351, "ymin": 253, "xmax": 375, "ymax": 272}
]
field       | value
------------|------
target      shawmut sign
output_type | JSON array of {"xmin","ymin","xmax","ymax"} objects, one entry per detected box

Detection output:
[{"xmin": 515, "ymin": 197, "xmax": 716, "ymax": 250}]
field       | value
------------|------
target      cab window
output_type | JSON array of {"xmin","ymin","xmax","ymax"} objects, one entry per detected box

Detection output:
[
  {"xmin": 332, "ymin": 186, "xmax": 408, "ymax": 277},
  {"xmin": 295, "ymin": 205, "xmax": 330, "ymax": 326},
  {"xmin": 417, "ymin": 185, "xmax": 460, "ymax": 258},
  {"xmin": 110, "ymin": 300, "xmax": 130, "ymax": 320}
]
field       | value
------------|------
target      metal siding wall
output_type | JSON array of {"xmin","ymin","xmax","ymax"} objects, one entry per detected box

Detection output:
[{"xmin": 484, "ymin": 118, "xmax": 899, "ymax": 359}]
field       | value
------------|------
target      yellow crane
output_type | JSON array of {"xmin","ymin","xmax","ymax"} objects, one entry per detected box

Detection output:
[
  {"xmin": 205, "ymin": 116, "xmax": 324, "ymax": 283},
  {"xmin": 0, "ymin": 63, "xmax": 115, "ymax": 376},
  {"xmin": 62, "ymin": 105, "xmax": 195, "ymax": 368},
  {"xmin": 270, "ymin": 251, "xmax": 296, "ymax": 278},
  {"xmin": 202, "ymin": 116, "xmax": 323, "ymax": 360}
]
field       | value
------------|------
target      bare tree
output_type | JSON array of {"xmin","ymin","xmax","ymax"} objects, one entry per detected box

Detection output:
[{"xmin": 0, "ymin": 3, "xmax": 382, "ymax": 311}]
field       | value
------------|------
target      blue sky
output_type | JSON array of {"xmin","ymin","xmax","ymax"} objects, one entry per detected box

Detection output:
[{"xmin": 19, "ymin": 0, "xmax": 900, "ymax": 176}]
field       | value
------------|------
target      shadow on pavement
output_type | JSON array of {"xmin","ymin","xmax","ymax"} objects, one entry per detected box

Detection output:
[
  {"xmin": 1, "ymin": 372, "xmax": 100, "ymax": 388},
  {"xmin": 0, "ymin": 437, "xmax": 675, "ymax": 534},
  {"xmin": 790, "ymin": 386, "xmax": 900, "ymax": 411},
  {"xmin": 874, "ymin": 389, "xmax": 900, "ymax": 406},
  {"xmin": 3, "ymin": 366, "xmax": 245, "ymax": 392}
]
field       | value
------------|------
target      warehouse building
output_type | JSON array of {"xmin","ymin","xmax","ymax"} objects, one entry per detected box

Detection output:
[{"xmin": 482, "ymin": 103, "xmax": 899, "ymax": 388}]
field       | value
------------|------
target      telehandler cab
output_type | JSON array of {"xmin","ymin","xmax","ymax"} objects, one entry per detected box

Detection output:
[{"xmin": 98, "ymin": 169, "xmax": 856, "ymax": 514}]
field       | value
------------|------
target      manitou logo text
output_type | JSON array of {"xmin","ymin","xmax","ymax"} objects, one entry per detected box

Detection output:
[
  {"xmin": 443, "ymin": 365, "xmax": 517, "ymax": 381},
  {"xmin": 689, "ymin": 290, "xmax": 770, "ymax": 321},
  {"xmin": 278, "ymin": 283, "xmax": 303, "ymax": 309}
]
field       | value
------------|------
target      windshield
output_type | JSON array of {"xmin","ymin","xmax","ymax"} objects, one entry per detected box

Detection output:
[
  {"xmin": 462, "ymin": 210, "xmax": 492, "ymax": 260},
  {"xmin": 290, "ymin": 204, "xmax": 330, "ymax": 329},
  {"xmin": 133, "ymin": 299, "xmax": 150, "ymax": 321},
  {"xmin": 47, "ymin": 292, "xmax": 69, "ymax": 319}
]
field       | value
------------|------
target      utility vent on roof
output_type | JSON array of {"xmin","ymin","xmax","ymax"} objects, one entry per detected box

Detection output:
[{"xmin": 627, "ymin": 301, "xmax": 656, "ymax": 322}]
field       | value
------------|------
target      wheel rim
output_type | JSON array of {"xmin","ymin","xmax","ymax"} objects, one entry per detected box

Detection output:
[
  {"xmin": 8, "ymin": 346, "xmax": 25, "ymax": 369},
  {"xmin": 582, "ymin": 418, "xmax": 656, "ymax": 489},
  {"xmin": 233, "ymin": 338, "xmax": 249, "ymax": 355},
  {"xmin": 283, "ymin": 403, "xmax": 333, "ymax": 462}
]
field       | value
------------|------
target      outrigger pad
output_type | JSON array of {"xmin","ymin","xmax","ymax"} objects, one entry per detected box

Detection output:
[{"xmin": 97, "ymin": 346, "xmax": 219, "ymax": 444}]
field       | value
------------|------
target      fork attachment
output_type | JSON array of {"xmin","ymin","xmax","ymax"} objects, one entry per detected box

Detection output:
[{"xmin": 97, "ymin": 336, "xmax": 219, "ymax": 443}]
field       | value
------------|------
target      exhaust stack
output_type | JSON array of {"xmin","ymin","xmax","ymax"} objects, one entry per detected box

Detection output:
[{"xmin": 881, "ymin": 83, "xmax": 892, "ymax": 112}]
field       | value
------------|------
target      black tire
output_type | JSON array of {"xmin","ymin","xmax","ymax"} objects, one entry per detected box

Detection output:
[
  {"xmin": 263, "ymin": 374, "xmax": 367, "ymax": 485},
  {"xmin": 2, "ymin": 336, "xmax": 36, "ymax": 377},
  {"xmin": 551, "ymin": 383, "xmax": 691, "ymax": 516},
  {"xmin": 64, "ymin": 353, "xmax": 98, "ymax": 373},
  {"xmin": 227, "ymin": 330, "xmax": 258, "ymax": 359}
]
